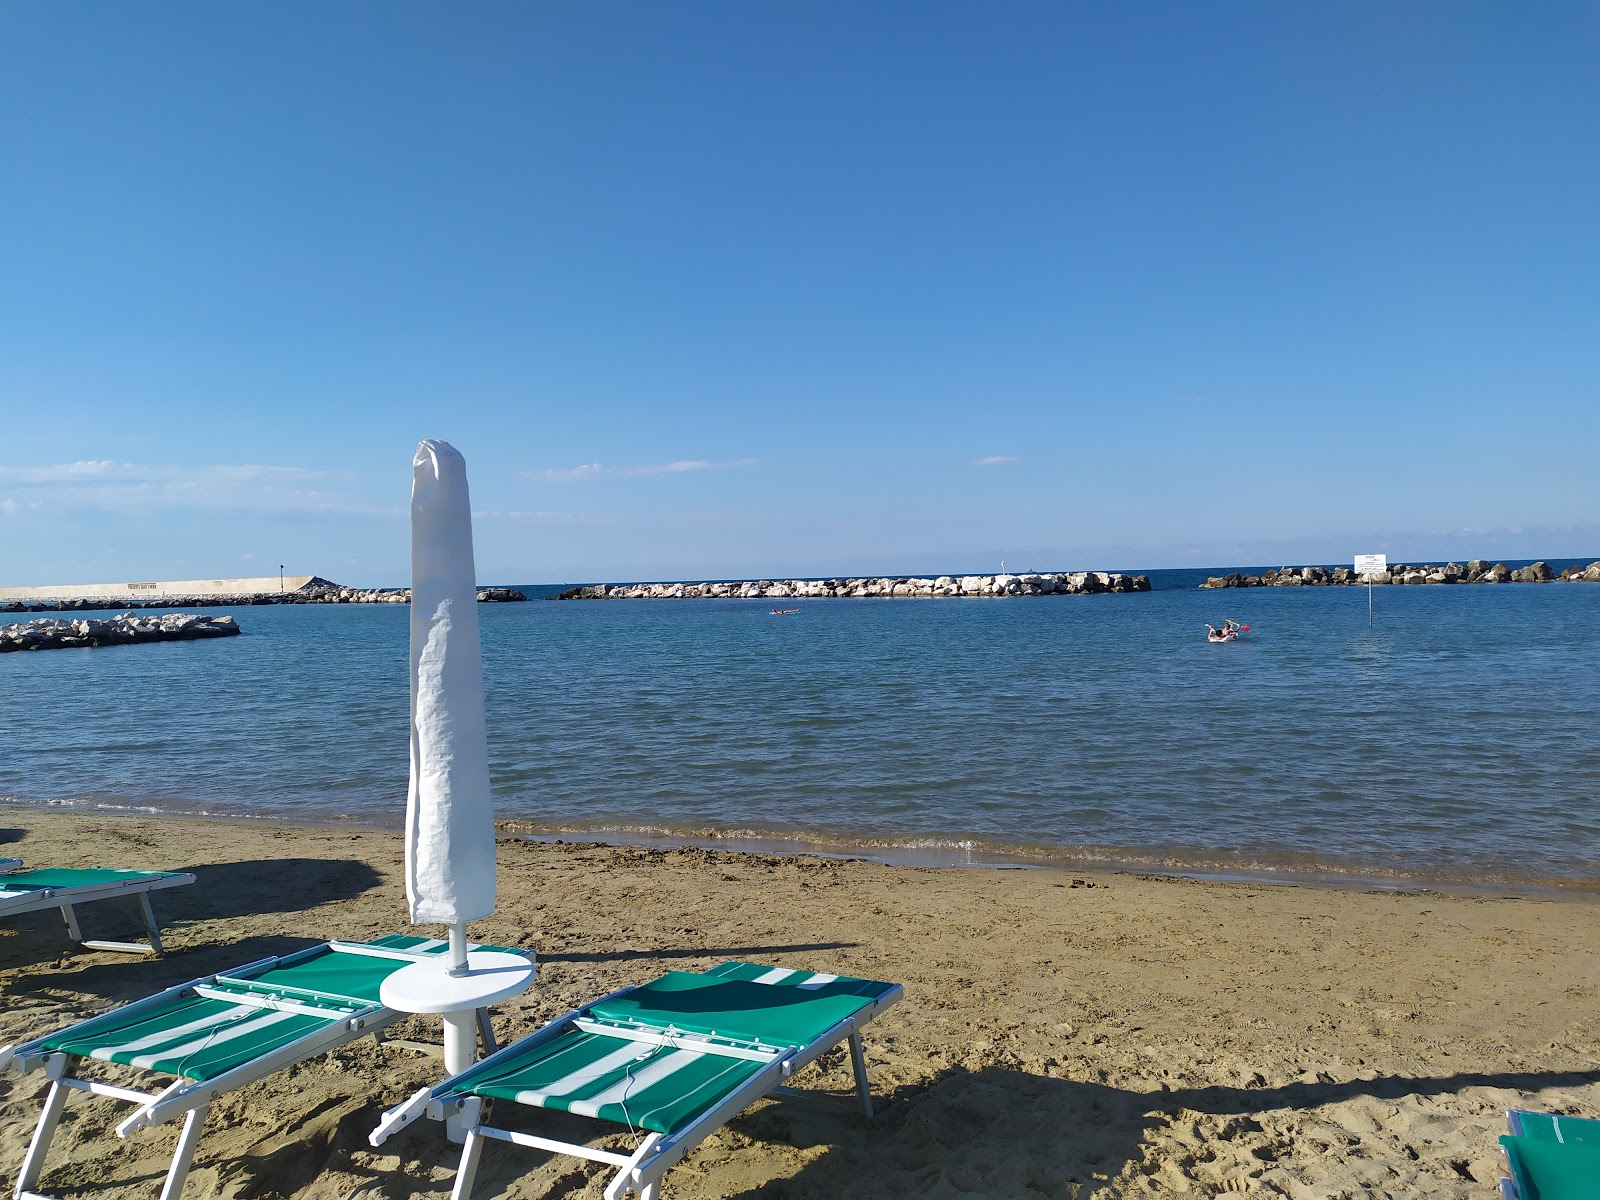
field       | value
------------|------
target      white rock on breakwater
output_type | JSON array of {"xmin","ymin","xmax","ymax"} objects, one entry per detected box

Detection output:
[
  {"xmin": 0, "ymin": 613, "xmax": 242, "ymax": 652},
  {"xmin": 555, "ymin": 572, "xmax": 1151, "ymax": 601}
]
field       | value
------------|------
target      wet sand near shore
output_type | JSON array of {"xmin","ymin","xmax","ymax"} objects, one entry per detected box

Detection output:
[{"xmin": 1, "ymin": 810, "xmax": 1597, "ymax": 1199}]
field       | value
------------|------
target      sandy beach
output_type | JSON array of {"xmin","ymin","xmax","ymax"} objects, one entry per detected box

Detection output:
[{"xmin": 2, "ymin": 810, "xmax": 1597, "ymax": 1199}]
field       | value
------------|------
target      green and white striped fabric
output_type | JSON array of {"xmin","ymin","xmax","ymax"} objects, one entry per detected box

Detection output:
[
  {"xmin": 443, "ymin": 961, "xmax": 895, "ymax": 1137},
  {"xmin": 36, "ymin": 935, "xmax": 526, "ymax": 1083},
  {"xmin": 43, "ymin": 995, "xmax": 330, "ymax": 1081},
  {"xmin": 453, "ymin": 1028, "xmax": 768, "ymax": 1135},
  {"xmin": 702, "ymin": 961, "xmax": 898, "ymax": 999}
]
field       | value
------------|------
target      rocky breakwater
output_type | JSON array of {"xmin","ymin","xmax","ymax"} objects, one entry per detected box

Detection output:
[
  {"xmin": 0, "ymin": 612, "xmax": 241, "ymax": 653},
  {"xmin": 1200, "ymin": 559, "xmax": 1600, "ymax": 589},
  {"xmin": 283, "ymin": 583, "xmax": 527, "ymax": 604},
  {"xmin": 556, "ymin": 571, "xmax": 1151, "ymax": 600}
]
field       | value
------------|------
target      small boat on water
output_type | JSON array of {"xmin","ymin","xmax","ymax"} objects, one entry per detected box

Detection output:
[
  {"xmin": 1206, "ymin": 620, "xmax": 1249, "ymax": 643},
  {"xmin": 771, "ymin": 608, "xmax": 800, "ymax": 616}
]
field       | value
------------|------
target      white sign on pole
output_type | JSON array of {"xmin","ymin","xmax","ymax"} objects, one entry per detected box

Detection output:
[{"xmin": 1354, "ymin": 553, "xmax": 1386, "ymax": 627}]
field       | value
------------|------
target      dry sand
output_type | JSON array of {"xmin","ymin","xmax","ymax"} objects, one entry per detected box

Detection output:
[{"xmin": 1, "ymin": 810, "xmax": 1597, "ymax": 1199}]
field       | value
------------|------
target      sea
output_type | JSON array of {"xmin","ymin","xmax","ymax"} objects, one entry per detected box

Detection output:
[{"xmin": 3, "ymin": 563, "xmax": 1598, "ymax": 893}]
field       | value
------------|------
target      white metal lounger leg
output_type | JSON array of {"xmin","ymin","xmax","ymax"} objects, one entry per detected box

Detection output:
[
  {"xmin": 157, "ymin": 1103, "xmax": 210, "ymax": 1200},
  {"xmin": 603, "ymin": 1134, "xmax": 663, "ymax": 1200},
  {"xmin": 449, "ymin": 1101, "xmax": 490, "ymax": 1200},
  {"xmin": 450, "ymin": 1131, "xmax": 484, "ymax": 1200},
  {"xmin": 16, "ymin": 1079, "xmax": 69, "ymax": 1197},
  {"xmin": 847, "ymin": 1030, "xmax": 873, "ymax": 1119},
  {"xmin": 60, "ymin": 894, "xmax": 168, "ymax": 955},
  {"xmin": 137, "ymin": 892, "xmax": 165, "ymax": 956},
  {"xmin": 476, "ymin": 1007, "xmax": 497, "ymax": 1056}
]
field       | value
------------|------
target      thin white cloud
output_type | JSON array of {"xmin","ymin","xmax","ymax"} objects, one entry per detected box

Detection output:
[
  {"xmin": 0, "ymin": 461, "xmax": 339, "ymax": 485},
  {"xmin": 974, "ymin": 455, "xmax": 1022, "ymax": 466},
  {"xmin": 0, "ymin": 461, "xmax": 381, "ymax": 516},
  {"xmin": 472, "ymin": 510, "xmax": 587, "ymax": 525},
  {"xmin": 618, "ymin": 458, "xmax": 758, "ymax": 476},
  {"xmin": 538, "ymin": 464, "xmax": 604, "ymax": 482},
  {"xmin": 1, "ymin": 498, "xmax": 17, "ymax": 517},
  {"xmin": 0, "ymin": 460, "xmax": 118, "ymax": 483},
  {"xmin": 530, "ymin": 458, "xmax": 758, "ymax": 482}
]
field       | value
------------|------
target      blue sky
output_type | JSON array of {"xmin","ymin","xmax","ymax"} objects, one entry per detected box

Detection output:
[{"xmin": 2, "ymin": 2, "xmax": 1596, "ymax": 585}]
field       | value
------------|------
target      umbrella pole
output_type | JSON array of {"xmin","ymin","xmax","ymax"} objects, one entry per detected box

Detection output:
[{"xmin": 441, "ymin": 922, "xmax": 474, "ymax": 1078}]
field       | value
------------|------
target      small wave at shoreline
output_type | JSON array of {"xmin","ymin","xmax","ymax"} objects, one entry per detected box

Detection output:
[
  {"xmin": 493, "ymin": 818, "xmax": 1600, "ymax": 896},
  {"xmin": 5, "ymin": 793, "xmax": 1594, "ymax": 898}
]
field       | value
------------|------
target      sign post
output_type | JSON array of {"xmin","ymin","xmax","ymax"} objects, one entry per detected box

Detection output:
[{"xmin": 1354, "ymin": 553, "xmax": 1387, "ymax": 626}]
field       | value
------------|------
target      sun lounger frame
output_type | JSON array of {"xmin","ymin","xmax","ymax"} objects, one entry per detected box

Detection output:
[
  {"xmin": 372, "ymin": 968, "xmax": 901, "ymax": 1200},
  {"xmin": 2, "ymin": 937, "xmax": 528, "ymax": 1200},
  {"xmin": 0, "ymin": 864, "xmax": 196, "ymax": 955}
]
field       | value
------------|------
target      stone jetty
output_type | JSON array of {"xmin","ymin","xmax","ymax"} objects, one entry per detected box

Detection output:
[
  {"xmin": 1200, "ymin": 559, "xmax": 1600, "ymax": 589},
  {"xmin": 555, "ymin": 571, "xmax": 1151, "ymax": 601},
  {"xmin": 0, "ymin": 613, "xmax": 241, "ymax": 653},
  {"xmin": 0, "ymin": 578, "xmax": 527, "ymax": 615}
]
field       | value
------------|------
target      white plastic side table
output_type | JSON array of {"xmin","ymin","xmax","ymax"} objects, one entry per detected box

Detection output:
[{"xmin": 380, "ymin": 950, "xmax": 536, "ymax": 1143}]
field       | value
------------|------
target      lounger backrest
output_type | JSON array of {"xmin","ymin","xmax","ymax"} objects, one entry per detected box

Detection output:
[
  {"xmin": 586, "ymin": 968, "xmax": 885, "ymax": 1047},
  {"xmin": 704, "ymin": 961, "xmax": 899, "ymax": 1000},
  {"xmin": 235, "ymin": 936, "xmax": 526, "ymax": 1005},
  {"xmin": 245, "ymin": 952, "xmax": 410, "ymax": 1006}
]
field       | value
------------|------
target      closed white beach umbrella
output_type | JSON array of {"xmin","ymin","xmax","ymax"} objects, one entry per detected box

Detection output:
[{"xmin": 408, "ymin": 439, "xmax": 496, "ymax": 972}]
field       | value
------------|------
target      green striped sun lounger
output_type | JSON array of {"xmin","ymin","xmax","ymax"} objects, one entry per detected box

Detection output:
[
  {"xmin": 0, "ymin": 863, "xmax": 196, "ymax": 955},
  {"xmin": 1499, "ymin": 1109, "xmax": 1600, "ymax": 1199},
  {"xmin": 1, "ymin": 934, "xmax": 533, "ymax": 1200},
  {"xmin": 371, "ymin": 961, "xmax": 902, "ymax": 1200}
]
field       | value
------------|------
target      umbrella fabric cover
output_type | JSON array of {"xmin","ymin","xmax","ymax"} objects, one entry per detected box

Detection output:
[{"xmin": 407, "ymin": 439, "xmax": 496, "ymax": 926}]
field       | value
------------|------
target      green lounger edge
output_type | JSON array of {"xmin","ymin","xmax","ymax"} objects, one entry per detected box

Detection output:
[{"xmin": 1510, "ymin": 1109, "xmax": 1600, "ymax": 1145}]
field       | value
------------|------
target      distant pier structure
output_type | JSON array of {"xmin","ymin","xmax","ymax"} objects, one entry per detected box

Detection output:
[
  {"xmin": 0, "ymin": 576, "xmax": 525, "ymax": 613},
  {"xmin": 0, "ymin": 575, "xmax": 316, "ymax": 602}
]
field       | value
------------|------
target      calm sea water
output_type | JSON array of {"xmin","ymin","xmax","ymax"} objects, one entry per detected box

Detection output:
[{"xmin": 3, "ymin": 567, "xmax": 1598, "ymax": 890}]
